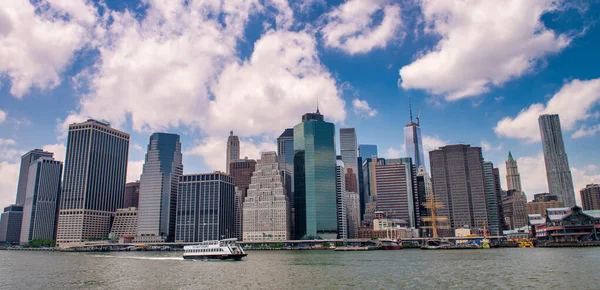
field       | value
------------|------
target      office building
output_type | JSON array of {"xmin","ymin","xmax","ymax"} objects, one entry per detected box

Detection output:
[
  {"xmin": 16, "ymin": 149, "xmax": 54, "ymax": 205},
  {"xmin": 375, "ymin": 161, "xmax": 416, "ymax": 228},
  {"xmin": 56, "ymin": 119, "xmax": 129, "ymax": 245},
  {"xmin": 526, "ymin": 193, "xmax": 563, "ymax": 218},
  {"xmin": 362, "ymin": 157, "xmax": 386, "ymax": 205},
  {"xmin": 136, "ymin": 133, "xmax": 183, "ymax": 243},
  {"xmin": 493, "ymin": 167, "xmax": 507, "ymax": 230},
  {"xmin": 358, "ymin": 144, "xmax": 378, "ymax": 159},
  {"xmin": 277, "ymin": 129, "xmax": 295, "ymax": 233},
  {"xmin": 505, "ymin": 152, "xmax": 522, "ymax": 192},
  {"xmin": 0, "ymin": 205, "xmax": 23, "ymax": 244},
  {"xmin": 243, "ymin": 152, "xmax": 290, "ymax": 241},
  {"xmin": 124, "ymin": 181, "xmax": 140, "ymax": 208},
  {"xmin": 226, "ymin": 131, "xmax": 240, "ymax": 174},
  {"xmin": 581, "ymin": 184, "xmax": 600, "ymax": 210},
  {"xmin": 340, "ymin": 128, "xmax": 359, "ymax": 188},
  {"xmin": 111, "ymin": 207, "xmax": 138, "ymax": 240},
  {"xmin": 335, "ymin": 160, "xmax": 348, "ymax": 239},
  {"xmin": 346, "ymin": 191, "xmax": 360, "ymax": 239},
  {"xmin": 482, "ymin": 161, "xmax": 501, "ymax": 236},
  {"xmin": 404, "ymin": 107, "xmax": 425, "ymax": 169},
  {"xmin": 294, "ymin": 109, "xmax": 337, "ymax": 239},
  {"xmin": 429, "ymin": 145, "xmax": 488, "ymax": 236},
  {"xmin": 502, "ymin": 190, "xmax": 528, "ymax": 229},
  {"xmin": 229, "ymin": 159, "xmax": 257, "ymax": 195},
  {"xmin": 345, "ymin": 168, "xmax": 358, "ymax": 193},
  {"xmin": 20, "ymin": 157, "xmax": 63, "ymax": 244},
  {"xmin": 176, "ymin": 173, "xmax": 235, "ymax": 242},
  {"xmin": 539, "ymin": 114, "xmax": 576, "ymax": 207}
]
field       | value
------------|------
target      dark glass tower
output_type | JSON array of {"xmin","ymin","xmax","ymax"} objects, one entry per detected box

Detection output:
[
  {"xmin": 294, "ymin": 109, "xmax": 337, "ymax": 239},
  {"xmin": 16, "ymin": 149, "xmax": 54, "ymax": 205}
]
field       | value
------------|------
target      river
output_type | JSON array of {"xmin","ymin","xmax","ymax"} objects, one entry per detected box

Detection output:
[{"xmin": 1, "ymin": 248, "xmax": 599, "ymax": 289}]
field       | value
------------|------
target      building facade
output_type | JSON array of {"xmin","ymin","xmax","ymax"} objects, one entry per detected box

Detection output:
[
  {"xmin": 176, "ymin": 173, "xmax": 235, "ymax": 242},
  {"xmin": 404, "ymin": 121, "xmax": 425, "ymax": 169},
  {"xmin": 111, "ymin": 207, "xmax": 138, "ymax": 239},
  {"xmin": 340, "ymin": 128, "xmax": 359, "ymax": 189},
  {"xmin": 358, "ymin": 144, "xmax": 378, "ymax": 159},
  {"xmin": 16, "ymin": 149, "xmax": 54, "ymax": 205},
  {"xmin": 502, "ymin": 190, "xmax": 528, "ymax": 230},
  {"xmin": 0, "ymin": 205, "xmax": 23, "ymax": 244},
  {"xmin": 493, "ymin": 167, "xmax": 507, "ymax": 230},
  {"xmin": 483, "ymin": 161, "xmax": 501, "ymax": 236},
  {"xmin": 243, "ymin": 152, "xmax": 290, "ymax": 241},
  {"xmin": 277, "ymin": 129, "xmax": 295, "ymax": 234},
  {"xmin": 429, "ymin": 145, "xmax": 488, "ymax": 237},
  {"xmin": 539, "ymin": 114, "xmax": 576, "ymax": 207},
  {"xmin": 136, "ymin": 133, "xmax": 183, "ymax": 243},
  {"xmin": 20, "ymin": 157, "xmax": 63, "ymax": 244},
  {"xmin": 226, "ymin": 131, "xmax": 240, "ymax": 174},
  {"xmin": 293, "ymin": 109, "xmax": 337, "ymax": 239},
  {"xmin": 505, "ymin": 152, "xmax": 522, "ymax": 192},
  {"xmin": 375, "ymin": 162, "xmax": 416, "ymax": 228},
  {"xmin": 346, "ymin": 191, "xmax": 360, "ymax": 239},
  {"xmin": 124, "ymin": 181, "xmax": 140, "ymax": 208},
  {"xmin": 229, "ymin": 159, "xmax": 257, "ymax": 194},
  {"xmin": 335, "ymin": 160, "xmax": 348, "ymax": 239},
  {"xmin": 581, "ymin": 184, "xmax": 600, "ymax": 210},
  {"xmin": 526, "ymin": 193, "xmax": 564, "ymax": 218},
  {"xmin": 56, "ymin": 119, "xmax": 129, "ymax": 245}
]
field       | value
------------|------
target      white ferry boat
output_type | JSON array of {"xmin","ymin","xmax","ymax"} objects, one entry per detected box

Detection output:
[{"xmin": 183, "ymin": 239, "xmax": 247, "ymax": 260}]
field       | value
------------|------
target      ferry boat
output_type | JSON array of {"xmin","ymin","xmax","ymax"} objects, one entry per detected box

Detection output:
[
  {"xmin": 380, "ymin": 239, "xmax": 403, "ymax": 250},
  {"xmin": 183, "ymin": 239, "xmax": 247, "ymax": 260}
]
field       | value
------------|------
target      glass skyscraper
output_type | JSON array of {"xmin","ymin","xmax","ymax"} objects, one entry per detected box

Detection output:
[
  {"xmin": 340, "ymin": 128, "xmax": 358, "ymax": 190},
  {"xmin": 277, "ymin": 128, "xmax": 294, "ymax": 204},
  {"xmin": 293, "ymin": 109, "xmax": 337, "ymax": 240},
  {"xmin": 358, "ymin": 144, "xmax": 378, "ymax": 159},
  {"xmin": 404, "ymin": 122, "xmax": 425, "ymax": 169},
  {"xmin": 16, "ymin": 149, "xmax": 54, "ymax": 205},
  {"xmin": 483, "ymin": 161, "xmax": 501, "ymax": 236},
  {"xmin": 56, "ymin": 119, "xmax": 129, "ymax": 245},
  {"xmin": 136, "ymin": 133, "xmax": 183, "ymax": 242}
]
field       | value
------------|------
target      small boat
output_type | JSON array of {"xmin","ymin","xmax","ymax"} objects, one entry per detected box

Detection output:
[
  {"xmin": 183, "ymin": 238, "xmax": 247, "ymax": 260},
  {"xmin": 381, "ymin": 240, "xmax": 403, "ymax": 250},
  {"xmin": 518, "ymin": 241, "xmax": 534, "ymax": 248},
  {"xmin": 421, "ymin": 239, "xmax": 454, "ymax": 250}
]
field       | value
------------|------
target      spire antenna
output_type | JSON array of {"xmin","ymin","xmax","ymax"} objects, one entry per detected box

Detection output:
[
  {"xmin": 408, "ymin": 95, "xmax": 413, "ymax": 123},
  {"xmin": 316, "ymin": 95, "xmax": 321, "ymax": 114}
]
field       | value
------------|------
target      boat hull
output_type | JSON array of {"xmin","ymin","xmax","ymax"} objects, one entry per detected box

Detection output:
[
  {"xmin": 183, "ymin": 253, "xmax": 248, "ymax": 261},
  {"xmin": 382, "ymin": 245, "xmax": 403, "ymax": 250}
]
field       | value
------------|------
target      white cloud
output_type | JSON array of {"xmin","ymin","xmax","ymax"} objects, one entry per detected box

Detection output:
[
  {"xmin": 320, "ymin": 0, "xmax": 402, "ymax": 54},
  {"xmin": 0, "ymin": 0, "xmax": 99, "ymax": 98},
  {"xmin": 352, "ymin": 98, "xmax": 378, "ymax": 117},
  {"xmin": 42, "ymin": 143, "xmax": 66, "ymax": 162},
  {"xmin": 186, "ymin": 137, "xmax": 275, "ymax": 172},
  {"xmin": 572, "ymin": 124, "xmax": 600, "ymax": 139},
  {"xmin": 133, "ymin": 144, "xmax": 145, "ymax": 152},
  {"xmin": 0, "ymin": 110, "xmax": 6, "ymax": 123},
  {"xmin": 0, "ymin": 138, "xmax": 16, "ymax": 146},
  {"xmin": 0, "ymin": 161, "xmax": 19, "ymax": 208},
  {"xmin": 399, "ymin": 0, "xmax": 570, "ymax": 100},
  {"xmin": 127, "ymin": 160, "xmax": 144, "ymax": 183},
  {"xmin": 494, "ymin": 78, "xmax": 600, "ymax": 142},
  {"xmin": 0, "ymin": 139, "xmax": 25, "ymax": 162},
  {"xmin": 381, "ymin": 146, "xmax": 403, "ymax": 159},
  {"xmin": 480, "ymin": 140, "xmax": 503, "ymax": 152},
  {"xmin": 422, "ymin": 135, "xmax": 446, "ymax": 153}
]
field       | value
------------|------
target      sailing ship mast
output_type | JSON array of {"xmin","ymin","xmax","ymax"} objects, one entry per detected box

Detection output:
[{"xmin": 421, "ymin": 192, "xmax": 450, "ymax": 239}]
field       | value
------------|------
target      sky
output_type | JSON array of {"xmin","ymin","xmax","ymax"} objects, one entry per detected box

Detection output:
[{"xmin": 1, "ymin": 0, "xmax": 600, "ymax": 209}]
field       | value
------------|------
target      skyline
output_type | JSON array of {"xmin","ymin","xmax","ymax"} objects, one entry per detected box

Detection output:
[{"xmin": 2, "ymin": 0, "xmax": 600, "ymax": 209}]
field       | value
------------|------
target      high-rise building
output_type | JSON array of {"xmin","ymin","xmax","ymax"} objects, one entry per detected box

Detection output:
[
  {"xmin": 362, "ymin": 157, "xmax": 386, "ymax": 204},
  {"xmin": 277, "ymin": 129, "xmax": 294, "ymax": 201},
  {"xmin": 243, "ymin": 152, "xmax": 290, "ymax": 241},
  {"xmin": 358, "ymin": 144, "xmax": 378, "ymax": 159},
  {"xmin": 340, "ymin": 128, "xmax": 359, "ymax": 187},
  {"xmin": 226, "ymin": 131, "xmax": 240, "ymax": 174},
  {"xmin": 502, "ymin": 190, "xmax": 528, "ymax": 230},
  {"xmin": 16, "ymin": 149, "xmax": 54, "ymax": 205},
  {"xmin": 234, "ymin": 189, "xmax": 244, "ymax": 241},
  {"xmin": 429, "ymin": 145, "xmax": 488, "ymax": 236},
  {"xmin": 375, "ymin": 161, "xmax": 416, "ymax": 228},
  {"xmin": 346, "ymin": 191, "xmax": 360, "ymax": 239},
  {"xmin": 229, "ymin": 158, "xmax": 256, "ymax": 241},
  {"xmin": 580, "ymin": 184, "xmax": 600, "ymax": 210},
  {"xmin": 293, "ymin": 109, "xmax": 337, "ymax": 239},
  {"xmin": 176, "ymin": 173, "xmax": 235, "ymax": 242},
  {"xmin": 124, "ymin": 181, "xmax": 140, "ymax": 208},
  {"xmin": 539, "ymin": 114, "xmax": 576, "ymax": 207},
  {"xmin": 136, "ymin": 133, "xmax": 183, "ymax": 243},
  {"xmin": 492, "ymin": 167, "xmax": 507, "ymax": 230},
  {"xmin": 110, "ymin": 207, "xmax": 138, "ymax": 240},
  {"xmin": 526, "ymin": 193, "xmax": 563, "ymax": 218},
  {"xmin": 335, "ymin": 160, "xmax": 348, "ymax": 239},
  {"xmin": 56, "ymin": 119, "xmax": 129, "ymax": 245},
  {"xmin": 20, "ymin": 157, "xmax": 63, "ymax": 244},
  {"xmin": 345, "ymin": 168, "xmax": 358, "ymax": 193},
  {"xmin": 404, "ymin": 106, "xmax": 425, "ymax": 169},
  {"xmin": 505, "ymin": 152, "xmax": 522, "ymax": 192},
  {"xmin": 0, "ymin": 205, "xmax": 23, "ymax": 244},
  {"xmin": 482, "ymin": 161, "xmax": 501, "ymax": 236}
]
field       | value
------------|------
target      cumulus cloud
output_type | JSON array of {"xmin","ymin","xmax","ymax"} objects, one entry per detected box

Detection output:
[
  {"xmin": 0, "ymin": 139, "xmax": 25, "ymax": 162},
  {"xmin": 352, "ymin": 98, "xmax": 378, "ymax": 117},
  {"xmin": 381, "ymin": 145, "xmax": 405, "ymax": 159},
  {"xmin": 0, "ymin": 110, "xmax": 6, "ymax": 123},
  {"xmin": 422, "ymin": 135, "xmax": 446, "ymax": 153},
  {"xmin": 127, "ymin": 160, "xmax": 144, "ymax": 182},
  {"xmin": 494, "ymin": 78, "xmax": 600, "ymax": 142},
  {"xmin": 0, "ymin": 0, "xmax": 99, "ymax": 98},
  {"xmin": 399, "ymin": 0, "xmax": 570, "ymax": 100},
  {"xmin": 0, "ymin": 161, "xmax": 19, "ymax": 208},
  {"xmin": 572, "ymin": 124, "xmax": 600, "ymax": 139},
  {"xmin": 320, "ymin": 0, "xmax": 402, "ymax": 54},
  {"xmin": 42, "ymin": 143, "xmax": 66, "ymax": 162},
  {"xmin": 480, "ymin": 140, "xmax": 503, "ymax": 152}
]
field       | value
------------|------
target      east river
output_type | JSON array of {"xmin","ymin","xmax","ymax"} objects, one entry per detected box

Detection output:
[{"xmin": 1, "ymin": 248, "xmax": 600, "ymax": 289}]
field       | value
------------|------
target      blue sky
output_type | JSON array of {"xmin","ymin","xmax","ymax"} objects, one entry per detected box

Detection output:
[{"xmin": 1, "ymin": 0, "xmax": 600, "ymax": 208}]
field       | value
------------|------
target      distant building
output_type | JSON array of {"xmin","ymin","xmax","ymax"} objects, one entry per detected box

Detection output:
[
  {"xmin": 502, "ymin": 190, "xmax": 528, "ymax": 230},
  {"xmin": 0, "ymin": 205, "xmax": 23, "ymax": 244},
  {"xmin": 362, "ymin": 157, "xmax": 386, "ymax": 205},
  {"xmin": 346, "ymin": 191, "xmax": 360, "ymax": 239},
  {"xmin": 243, "ymin": 152, "xmax": 290, "ymax": 241},
  {"xmin": 20, "ymin": 157, "xmax": 63, "ymax": 244},
  {"xmin": 176, "ymin": 173, "xmax": 235, "ymax": 242},
  {"xmin": 493, "ymin": 168, "xmax": 507, "ymax": 230},
  {"xmin": 124, "ymin": 181, "xmax": 140, "ymax": 208},
  {"xmin": 136, "ymin": 133, "xmax": 183, "ymax": 243},
  {"xmin": 277, "ymin": 128, "xmax": 294, "ymax": 225},
  {"xmin": 375, "ymin": 159, "xmax": 418, "ymax": 228},
  {"xmin": 56, "ymin": 119, "xmax": 129, "ymax": 245},
  {"xmin": 226, "ymin": 131, "xmax": 240, "ymax": 174},
  {"xmin": 345, "ymin": 168, "xmax": 358, "ymax": 193},
  {"xmin": 229, "ymin": 159, "xmax": 257, "ymax": 195},
  {"xmin": 483, "ymin": 161, "xmax": 501, "ymax": 236},
  {"xmin": 539, "ymin": 114, "xmax": 576, "ymax": 207},
  {"xmin": 404, "ymin": 108, "xmax": 425, "ymax": 169},
  {"xmin": 358, "ymin": 144, "xmax": 378, "ymax": 159},
  {"xmin": 111, "ymin": 207, "xmax": 138, "ymax": 240},
  {"xmin": 293, "ymin": 109, "xmax": 337, "ymax": 240},
  {"xmin": 526, "ymin": 193, "xmax": 564, "ymax": 218},
  {"xmin": 581, "ymin": 184, "xmax": 600, "ymax": 210},
  {"xmin": 16, "ymin": 149, "xmax": 54, "ymax": 205},
  {"xmin": 505, "ymin": 152, "xmax": 523, "ymax": 192},
  {"xmin": 234, "ymin": 189, "xmax": 244, "ymax": 241},
  {"xmin": 335, "ymin": 160, "xmax": 348, "ymax": 239},
  {"xmin": 531, "ymin": 206, "xmax": 600, "ymax": 242},
  {"xmin": 429, "ymin": 145, "xmax": 488, "ymax": 237},
  {"xmin": 340, "ymin": 128, "xmax": 359, "ymax": 191}
]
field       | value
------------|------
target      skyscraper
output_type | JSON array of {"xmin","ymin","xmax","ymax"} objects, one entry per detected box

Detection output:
[
  {"xmin": 20, "ymin": 156, "xmax": 63, "ymax": 244},
  {"xmin": 0, "ymin": 205, "xmax": 23, "ymax": 244},
  {"xmin": 229, "ymin": 158, "xmax": 256, "ymax": 241},
  {"xmin": 277, "ymin": 129, "xmax": 294, "ymax": 202},
  {"xmin": 539, "ymin": 114, "xmax": 576, "ymax": 207},
  {"xmin": 404, "ymin": 106, "xmax": 425, "ymax": 169},
  {"xmin": 226, "ymin": 131, "xmax": 240, "ymax": 174},
  {"xmin": 505, "ymin": 152, "xmax": 522, "ymax": 192},
  {"xmin": 335, "ymin": 160, "xmax": 348, "ymax": 239},
  {"xmin": 176, "ymin": 173, "xmax": 235, "ymax": 242},
  {"xmin": 429, "ymin": 145, "xmax": 488, "ymax": 236},
  {"xmin": 243, "ymin": 152, "xmax": 290, "ymax": 241},
  {"xmin": 375, "ymin": 162, "xmax": 416, "ymax": 228},
  {"xmin": 124, "ymin": 181, "xmax": 140, "ymax": 208},
  {"xmin": 56, "ymin": 119, "xmax": 129, "ymax": 245},
  {"xmin": 16, "ymin": 149, "xmax": 54, "ymax": 205},
  {"xmin": 294, "ymin": 109, "xmax": 337, "ymax": 239},
  {"xmin": 346, "ymin": 191, "xmax": 360, "ymax": 239},
  {"xmin": 358, "ymin": 144, "xmax": 378, "ymax": 159},
  {"xmin": 483, "ymin": 161, "xmax": 501, "ymax": 236},
  {"xmin": 340, "ymin": 128, "xmax": 359, "ymax": 187},
  {"xmin": 493, "ymin": 168, "xmax": 507, "ymax": 230},
  {"xmin": 502, "ymin": 190, "xmax": 528, "ymax": 229},
  {"xmin": 580, "ymin": 184, "xmax": 600, "ymax": 210},
  {"xmin": 136, "ymin": 133, "xmax": 183, "ymax": 242}
]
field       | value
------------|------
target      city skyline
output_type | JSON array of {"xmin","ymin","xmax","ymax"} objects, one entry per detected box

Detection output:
[{"xmin": 2, "ymin": 0, "xmax": 600, "ymax": 210}]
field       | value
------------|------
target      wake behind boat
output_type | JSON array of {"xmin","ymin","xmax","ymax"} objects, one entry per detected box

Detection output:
[{"xmin": 183, "ymin": 239, "xmax": 247, "ymax": 260}]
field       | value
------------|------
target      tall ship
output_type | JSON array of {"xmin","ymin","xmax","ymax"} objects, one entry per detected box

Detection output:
[{"xmin": 183, "ymin": 239, "xmax": 247, "ymax": 260}]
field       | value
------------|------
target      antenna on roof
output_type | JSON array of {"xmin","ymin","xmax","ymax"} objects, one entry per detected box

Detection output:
[
  {"xmin": 408, "ymin": 95, "xmax": 413, "ymax": 123},
  {"xmin": 316, "ymin": 95, "xmax": 321, "ymax": 114}
]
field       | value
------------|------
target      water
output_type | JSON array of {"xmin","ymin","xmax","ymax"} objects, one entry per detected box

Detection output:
[{"xmin": 1, "ymin": 248, "xmax": 599, "ymax": 289}]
